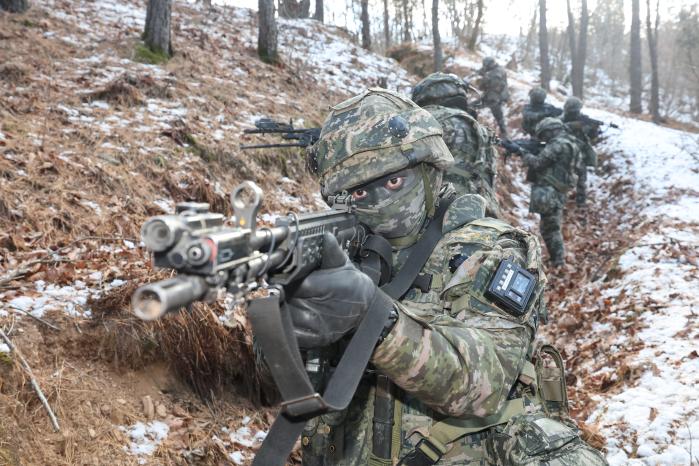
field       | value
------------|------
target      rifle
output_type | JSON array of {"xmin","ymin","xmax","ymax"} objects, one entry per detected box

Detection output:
[
  {"xmin": 131, "ymin": 182, "xmax": 390, "ymax": 465},
  {"xmin": 579, "ymin": 114, "xmax": 619, "ymax": 130},
  {"xmin": 241, "ymin": 118, "xmax": 321, "ymax": 150},
  {"xmin": 497, "ymin": 138, "xmax": 545, "ymax": 157}
]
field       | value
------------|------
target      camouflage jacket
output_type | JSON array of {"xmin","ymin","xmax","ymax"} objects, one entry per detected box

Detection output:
[
  {"xmin": 478, "ymin": 66, "xmax": 510, "ymax": 105},
  {"xmin": 521, "ymin": 103, "xmax": 562, "ymax": 136},
  {"xmin": 522, "ymin": 133, "xmax": 580, "ymax": 193},
  {"xmin": 424, "ymin": 105, "xmax": 499, "ymax": 216},
  {"xmin": 301, "ymin": 194, "xmax": 547, "ymax": 465},
  {"xmin": 563, "ymin": 112, "xmax": 600, "ymax": 141}
]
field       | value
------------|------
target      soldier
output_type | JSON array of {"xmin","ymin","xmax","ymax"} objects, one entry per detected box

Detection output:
[
  {"xmin": 476, "ymin": 56, "xmax": 510, "ymax": 138},
  {"xmin": 411, "ymin": 72, "xmax": 500, "ymax": 217},
  {"xmin": 521, "ymin": 87, "xmax": 562, "ymax": 137},
  {"xmin": 562, "ymin": 97, "xmax": 598, "ymax": 208},
  {"xmin": 563, "ymin": 96, "xmax": 601, "ymax": 141},
  {"xmin": 289, "ymin": 89, "xmax": 606, "ymax": 464},
  {"xmin": 520, "ymin": 117, "xmax": 581, "ymax": 266}
]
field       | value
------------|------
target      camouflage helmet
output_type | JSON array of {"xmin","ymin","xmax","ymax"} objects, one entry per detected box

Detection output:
[
  {"xmin": 482, "ymin": 56, "xmax": 496, "ymax": 69},
  {"xmin": 564, "ymin": 96, "xmax": 583, "ymax": 114},
  {"xmin": 529, "ymin": 87, "xmax": 547, "ymax": 105},
  {"xmin": 411, "ymin": 72, "xmax": 471, "ymax": 107},
  {"xmin": 313, "ymin": 88, "xmax": 454, "ymax": 195},
  {"xmin": 535, "ymin": 117, "xmax": 565, "ymax": 138}
]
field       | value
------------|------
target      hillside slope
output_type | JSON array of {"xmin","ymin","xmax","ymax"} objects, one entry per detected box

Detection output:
[{"xmin": 1, "ymin": 1, "xmax": 698, "ymax": 465}]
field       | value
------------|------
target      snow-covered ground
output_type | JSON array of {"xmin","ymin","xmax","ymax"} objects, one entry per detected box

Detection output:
[{"xmin": 580, "ymin": 112, "xmax": 699, "ymax": 465}]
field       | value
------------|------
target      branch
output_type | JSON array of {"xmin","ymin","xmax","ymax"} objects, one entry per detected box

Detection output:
[{"xmin": 0, "ymin": 328, "xmax": 61, "ymax": 432}]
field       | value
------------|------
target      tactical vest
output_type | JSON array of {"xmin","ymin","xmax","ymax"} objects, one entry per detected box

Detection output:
[
  {"xmin": 300, "ymin": 194, "xmax": 548, "ymax": 465},
  {"xmin": 530, "ymin": 134, "xmax": 581, "ymax": 193},
  {"xmin": 426, "ymin": 105, "xmax": 497, "ymax": 189}
]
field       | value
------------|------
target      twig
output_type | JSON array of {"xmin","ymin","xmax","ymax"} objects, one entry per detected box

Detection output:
[
  {"xmin": 0, "ymin": 327, "xmax": 60, "ymax": 432},
  {"xmin": 8, "ymin": 306, "xmax": 62, "ymax": 331},
  {"xmin": 0, "ymin": 258, "xmax": 76, "ymax": 288}
]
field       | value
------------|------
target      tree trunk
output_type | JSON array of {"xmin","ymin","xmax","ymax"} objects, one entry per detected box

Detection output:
[
  {"xmin": 402, "ymin": 0, "xmax": 412, "ymax": 43},
  {"xmin": 467, "ymin": 0, "xmax": 483, "ymax": 51},
  {"xmin": 313, "ymin": 0, "xmax": 323, "ymax": 22},
  {"xmin": 432, "ymin": 0, "xmax": 442, "ymax": 71},
  {"xmin": 143, "ymin": 0, "xmax": 172, "ymax": 57},
  {"xmin": 629, "ymin": 0, "xmax": 642, "ymax": 113},
  {"xmin": 538, "ymin": 0, "xmax": 551, "ymax": 90},
  {"xmin": 258, "ymin": 0, "xmax": 278, "ymax": 63},
  {"xmin": 361, "ymin": 0, "xmax": 371, "ymax": 50},
  {"xmin": 279, "ymin": 0, "xmax": 310, "ymax": 19},
  {"xmin": 573, "ymin": 0, "xmax": 588, "ymax": 97},
  {"xmin": 0, "ymin": 0, "xmax": 28, "ymax": 12},
  {"xmin": 383, "ymin": 0, "xmax": 390, "ymax": 48},
  {"xmin": 566, "ymin": 0, "xmax": 578, "ymax": 92},
  {"xmin": 646, "ymin": 0, "xmax": 661, "ymax": 123}
]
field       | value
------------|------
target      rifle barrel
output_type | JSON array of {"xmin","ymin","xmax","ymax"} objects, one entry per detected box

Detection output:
[
  {"xmin": 243, "ymin": 128, "xmax": 310, "ymax": 134},
  {"xmin": 240, "ymin": 142, "xmax": 307, "ymax": 150}
]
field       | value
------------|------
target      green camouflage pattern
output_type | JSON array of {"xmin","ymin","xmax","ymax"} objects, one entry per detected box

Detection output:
[
  {"xmin": 528, "ymin": 87, "xmax": 546, "ymax": 105},
  {"xmin": 486, "ymin": 412, "xmax": 608, "ymax": 465},
  {"xmin": 477, "ymin": 61, "xmax": 509, "ymax": 136},
  {"xmin": 314, "ymin": 88, "xmax": 454, "ymax": 195},
  {"xmin": 411, "ymin": 72, "xmax": 471, "ymax": 106},
  {"xmin": 563, "ymin": 97, "xmax": 583, "ymax": 114},
  {"xmin": 563, "ymin": 122, "xmax": 597, "ymax": 207},
  {"xmin": 425, "ymin": 105, "xmax": 500, "ymax": 217},
  {"xmin": 354, "ymin": 166, "xmax": 441, "ymax": 240},
  {"xmin": 442, "ymin": 194, "xmax": 486, "ymax": 233},
  {"xmin": 534, "ymin": 117, "xmax": 565, "ymax": 137},
  {"xmin": 302, "ymin": 204, "xmax": 543, "ymax": 464},
  {"xmin": 522, "ymin": 130, "xmax": 580, "ymax": 266}
]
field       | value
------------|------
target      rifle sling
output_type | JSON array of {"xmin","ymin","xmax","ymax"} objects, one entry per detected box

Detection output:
[{"xmin": 252, "ymin": 196, "xmax": 455, "ymax": 465}]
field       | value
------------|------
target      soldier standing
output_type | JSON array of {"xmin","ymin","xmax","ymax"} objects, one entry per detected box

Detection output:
[
  {"xmin": 288, "ymin": 89, "xmax": 606, "ymax": 464},
  {"xmin": 411, "ymin": 72, "xmax": 500, "ymax": 217},
  {"xmin": 521, "ymin": 87, "xmax": 562, "ymax": 137},
  {"xmin": 519, "ymin": 117, "xmax": 581, "ymax": 266},
  {"xmin": 476, "ymin": 56, "xmax": 510, "ymax": 138},
  {"xmin": 562, "ymin": 97, "xmax": 598, "ymax": 208}
]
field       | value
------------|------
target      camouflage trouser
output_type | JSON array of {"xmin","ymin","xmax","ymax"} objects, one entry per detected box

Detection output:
[
  {"xmin": 576, "ymin": 167, "xmax": 587, "ymax": 207},
  {"xmin": 540, "ymin": 209, "xmax": 564, "ymax": 266},
  {"xmin": 485, "ymin": 102, "xmax": 508, "ymax": 138}
]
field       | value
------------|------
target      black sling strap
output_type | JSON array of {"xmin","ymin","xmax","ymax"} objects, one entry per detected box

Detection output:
[{"xmin": 251, "ymin": 196, "xmax": 455, "ymax": 465}]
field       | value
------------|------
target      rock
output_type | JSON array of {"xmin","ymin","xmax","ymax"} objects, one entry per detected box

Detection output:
[
  {"xmin": 88, "ymin": 428, "xmax": 97, "ymax": 439},
  {"xmin": 142, "ymin": 395, "xmax": 154, "ymax": 419},
  {"xmin": 100, "ymin": 404, "xmax": 112, "ymax": 417},
  {"xmin": 116, "ymin": 398, "xmax": 127, "ymax": 405},
  {"xmin": 156, "ymin": 403, "xmax": 167, "ymax": 418}
]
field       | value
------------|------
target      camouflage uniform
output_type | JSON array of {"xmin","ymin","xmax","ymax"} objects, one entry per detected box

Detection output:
[
  {"xmin": 411, "ymin": 73, "xmax": 500, "ymax": 217},
  {"xmin": 521, "ymin": 87, "xmax": 562, "ymax": 137},
  {"xmin": 303, "ymin": 90, "xmax": 606, "ymax": 465},
  {"xmin": 521, "ymin": 118, "xmax": 581, "ymax": 266},
  {"xmin": 476, "ymin": 57, "xmax": 510, "ymax": 138},
  {"xmin": 562, "ymin": 98, "xmax": 597, "ymax": 207}
]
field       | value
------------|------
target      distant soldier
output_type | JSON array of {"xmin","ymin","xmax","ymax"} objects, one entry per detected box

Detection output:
[
  {"xmin": 476, "ymin": 56, "xmax": 510, "ymax": 137},
  {"xmin": 563, "ymin": 97, "xmax": 598, "ymax": 208},
  {"xmin": 521, "ymin": 117, "xmax": 580, "ymax": 266},
  {"xmin": 522, "ymin": 87, "xmax": 562, "ymax": 137},
  {"xmin": 412, "ymin": 72, "xmax": 500, "ymax": 217}
]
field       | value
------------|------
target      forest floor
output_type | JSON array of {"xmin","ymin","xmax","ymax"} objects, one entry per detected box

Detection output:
[{"xmin": 1, "ymin": 1, "xmax": 698, "ymax": 465}]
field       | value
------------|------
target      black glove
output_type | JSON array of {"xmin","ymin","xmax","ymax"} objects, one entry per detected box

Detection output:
[{"xmin": 286, "ymin": 233, "xmax": 393, "ymax": 349}]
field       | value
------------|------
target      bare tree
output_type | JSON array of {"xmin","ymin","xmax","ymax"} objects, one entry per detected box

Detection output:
[
  {"xmin": 144, "ymin": 0, "xmax": 172, "ymax": 57},
  {"xmin": 258, "ymin": 0, "xmax": 278, "ymax": 63},
  {"xmin": 574, "ymin": 0, "xmax": 589, "ymax": 97},
  {"xmin": 646, "ymin": 0, "xmax": 661, "ymax": 123},
  {"xmin": 313, "ymin": 0, "xmax": 323, "ymax": 22},
  {"xmin": 432, "ymin": 0, "xmax": 442, "ymax": 71},
  {"xmin": 402, "ymin": 0, "xmax": 412, "ymax": 43},
  {"xmin": 467, "ymin": 0, "xmax": 483, "ymax": 51},
  {"xmin": 279, "ymin": 0, "xmax": 310, "ymax": 19},
  {"xmin": 629, "ymin": 0, "xmax": 643, "ymax": 113},
  {"xmin": 0, "ymin": 0, "xmax": 28, "ymax": 12},
  {"xmin": 361, "ymin": 0, "xmax": 371, "ymax": 50},
  {"xmin": 383, "ymin": 0, "xmax": 390, "ymax": 48},
  {"xmin": 539, "ymin": 0, "xmax": 551, "ymax": 90}
]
